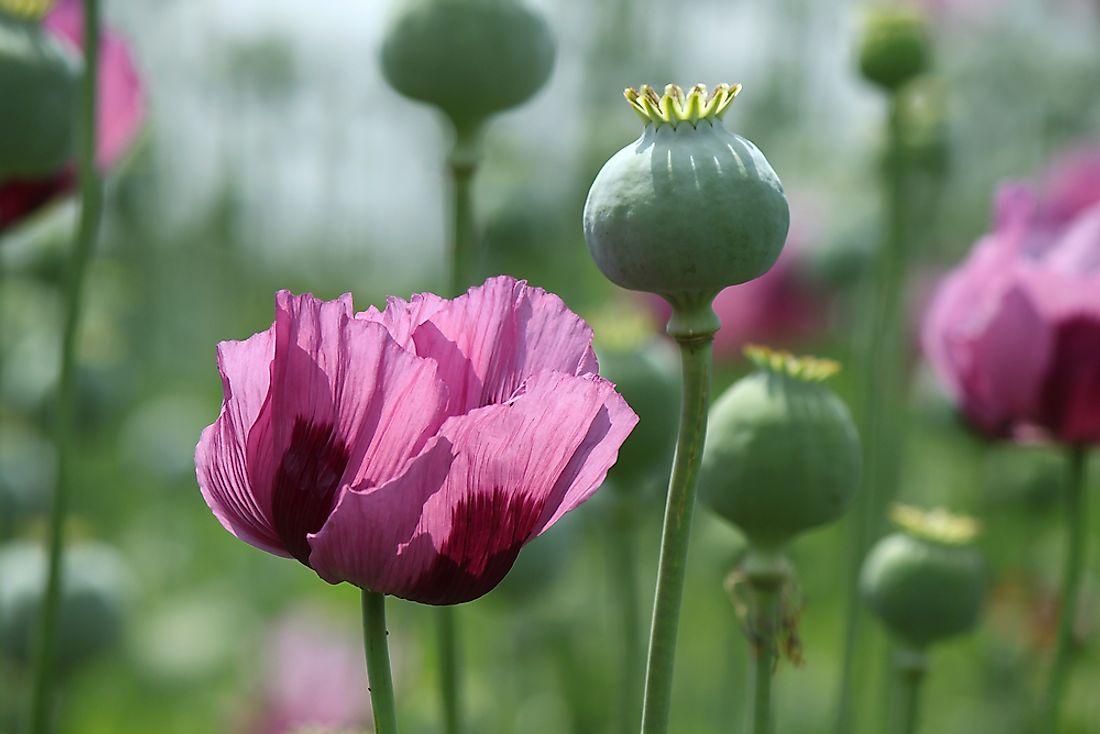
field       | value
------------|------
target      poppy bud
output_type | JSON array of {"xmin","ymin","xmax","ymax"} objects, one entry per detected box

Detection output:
[
  {"xmin": 861, "ymin": 505, "xmax": 986, "ymax": 649},
  {"xmin": 380, "ymin": 0, "xmax": 555, "ymax": 134},
  {"xmin": 857, "ymin": 8, "xmax": 931, "ymax": 92},
  {"xmin": 698, "ymin": 347, "xmax": 860, "ymax": 550},
  {"xmin": 0, "ymin": 9, "xmax": 80, "ymax": 179}
]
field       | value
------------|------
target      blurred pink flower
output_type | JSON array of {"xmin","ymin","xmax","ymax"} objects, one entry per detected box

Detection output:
[
  {"xmin": 1038, "ymin": 141, "xmax": 1100, "ymax": 228},
  {"xmin": 246, "ymin": 609, "xmax": 370, "ymax": 734},
  {"xmin": 645, "ymin": 214, "xmax": 827, "ymax": 359},
  {"xmin": 196, "ymin": 276, "xmax": 637, "ymax": 605},
  {"xmin": 922, "ymin": 183, "xmax": 1100, "ymax": 444},
  {"xmin": 0, "ymin": 0, "xmax": 145, "ymax": 232}
]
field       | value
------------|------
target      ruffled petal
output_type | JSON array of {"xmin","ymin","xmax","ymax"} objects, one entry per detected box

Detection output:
[
  {"xmin": 196, "ymin": 326, "xmax": 287, "ymax": 556},
  {"xmin": 359, "ymin": 276, "xmax": 599, "ymax": 413},
  {"xmin": 246, "ymin": 291, "xmax": 447, "ymax": 565},
  {"xmin": 1036, "ymin": 315, "xmax": 1100, "ymax": 443},
  {"xmin": 308, "ymin": 370, "xmax": 637, "ymax": 604}
]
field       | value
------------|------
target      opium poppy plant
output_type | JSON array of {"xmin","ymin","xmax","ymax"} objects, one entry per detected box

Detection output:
[{"xmin": 196, "ymin": 276, "xmax": 638, "ymax": 605}]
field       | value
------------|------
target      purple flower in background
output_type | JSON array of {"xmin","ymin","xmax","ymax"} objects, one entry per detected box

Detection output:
[
  {"xmin": 245, "ymin": 609, "xmax": 370, "ymax": 734},
  {"xmin": 0, "ymin": 0, "xmax": 145, "ymax": 232},
  {"xmin": 922, "ymin": 171, "xmax": 1100, "ymax": 444},
  {"xmin": 196, "ymin": 276, "xmax": 637, "ymax": 605}
]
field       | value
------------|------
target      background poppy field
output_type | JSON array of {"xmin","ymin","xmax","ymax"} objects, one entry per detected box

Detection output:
[{"xmin": 2, "ymin": 0, "xmax": 1099, "ymax": 733}]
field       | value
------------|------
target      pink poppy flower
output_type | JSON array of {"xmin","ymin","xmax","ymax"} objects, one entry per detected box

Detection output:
[
  {"xmin": 196, "ymin": 276, "xmax": 637, "ymax": 605},
  {"xmin": 244, "ymin": 609, "xmax": 371, "ymax": 734},
  {"xmin": 922, "ymin": 184, "xmax": 1100, "ymax": 444},
  {"xmin": 0, "ymin": 0, "xmax": 145, "ymax": 233}
]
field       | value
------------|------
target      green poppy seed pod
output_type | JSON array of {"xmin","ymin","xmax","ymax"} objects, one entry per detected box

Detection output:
[
  {"xmin": 0, "ymin": 541, "xmax": 132, "ymax": 671},
  {"xmin": 698, "ymin": 347, "xmax": 860, "ymax": 550},
  {"xmin": 0, "ymin": 10, "xmax": 80, "ymax": 179},
  {"xmin": 380, "ymin": 0, "xmax": 555, "ymax": 134},
  {"xmin": 598, "ymin": 341, "xmax": 680, "ymax": 491},
  {"xmin": 861, "ymin": 506, "xmax": 986, "ymax": 649},
  {"xmin": 857, "ymin": 8, "xmax": 931, "ymax": 92},
  {"xmin": 584, "ymin": 84, "xmax": 790, "ymax": 323}
]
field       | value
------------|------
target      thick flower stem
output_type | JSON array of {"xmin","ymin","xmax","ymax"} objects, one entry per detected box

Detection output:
[
  {"xmin": 29, "ymin": 2, "xmax": 101, "ymax": 732},
  {"xmin": 447, "ymin": 125, "xmax": 483, "ymax": 298},
  {"xmin": 836, "ymin": 89, "xmax": 911, "ymax": 734},
  {"xmin": 1042, "ymin": 446, "xmax": 1089, "ymax": 732},
  {"xmin": 362, "ymin": 590, "xmax": 400, "ymax": 734},
  {"xmin": 639, "ymin": 319, "xmax": 714, "ymax": 734},
  {"xmin": 749, "ymin": 585, "xmax": 779, "ymax": 734},
  {"xmin": 894, "ymin": 649, "xmax": 927, "ymax": 734},
  {"xmin": 610, "ymin": 490, "xmax": 643, "ymax": 734},
  {"xmin": 436, "ymin": 605, "xmax": 463, "ymax": 734}
]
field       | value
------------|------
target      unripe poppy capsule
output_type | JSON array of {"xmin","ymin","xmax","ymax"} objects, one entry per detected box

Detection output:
[
  {"xmin": 380, "ymin": 0, "xmax": 555, "ymax": 134},
  {"xmin": 861, "ymin": 505, "xmax": 986, "ymax": 649},
  {"xmin": 583, "ymin": 84, "xmax": 790, "ymax": 323},
  {"xmin": 857, "ymin": 8, "xmax": 931, "ymax": 92},
  {"xmin": 0, "ymin": 9, "xmax": 80, "ymax": 179},
  {"xmin": 698, "ymin": 347, "xmax": 860, "ymax": 550}
]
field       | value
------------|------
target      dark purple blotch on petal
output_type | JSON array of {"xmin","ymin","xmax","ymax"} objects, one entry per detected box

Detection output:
[
  {"xmin": 406, "ymin": 488, "xmax": 545, "ymax": 605},
  {"xmin": 271, "ymin": 418, "xmax": 350, "ymax": 565},
  {"xmin": 1038, "ymin": 315, "xmax": 1100, "ymax": 443}
]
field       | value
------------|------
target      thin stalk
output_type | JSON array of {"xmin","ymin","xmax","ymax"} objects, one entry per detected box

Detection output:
[
  {"xmin": 639, "ymin": 329, "xmax": 714, "ymax": 734},
  {"xmin": 436, "ymin": 604, "xmax": 462, "ymax": 734},
  {"xmin": 749, "ymin": 585, "xmax": 780, "ymax": 734},
  {"xmin": 434, "ymin": 122, "xmax": 482, "ymax": 734},
  {"xmin": 610, "ymin": 490, "xmax": 643, "ymax": 734},
  {"xmin": 446, "ymin": 125, "xmax": 482, "ymax": 298},
  {"xmin": 893, "ymin": 649, "xmax": 926, "ymax": 734},
  {"xmin": 362, "ymin": 590, "xmax": 399, "ymax": 734},
  {"xmin": 835, "ymin": 89, "xmax": 910, "ymax": 734},
  {"xmin": 29, "ymin": 2, "xmax": 101, "ymax": 732},
  {"xmin": 1042, "ymin": 446, "xmax": 1089, "ymax": 732}
]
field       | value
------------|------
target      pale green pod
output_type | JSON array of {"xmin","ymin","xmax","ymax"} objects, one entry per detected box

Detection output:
[
  {"xmin": 380, "ymin": 0, "xmax": 555, "ymax": 133},
  {"xmin": 698, "ymin": 348, "xmax": 860, "ymax": 550},
  {"xmin": 0, "ymin": 541, "xmax": 132, "ymax": 671},
  {"xmin": 857, "ymin": 8, "xmax": 931, "ymax": 92},
  {"xmin": 0, "ymin": 12, "xmax": 80, "ymax": 179},
  {"xmin": 584, "ymin": 84, "xmax": 789, "ymax": 302},
  {"xmin": 861, "ymin": 507, "xmax": 985, "ymax": 649}
]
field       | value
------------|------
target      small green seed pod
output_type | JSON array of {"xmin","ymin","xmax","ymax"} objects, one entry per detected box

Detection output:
[
  {"xmin": 0, "ymin": 10, "xmax": 80, "ymax": 179},
  {"xmin": 380, "ymin": 0, "xmax": 555, "ymax": 134},
  {"xmin": 861, "ymin": 506, "xmax": 986, "ymax": 649},
  {"xmin": 598, "ymin": 340, "xmax": 680, "ymax": 491},
  {"xmin": 584, "ymin": 84, "xmax": 789, "ymax": 308},
  {"xmin": 857, "ymin": 8, "xmax": 931, "ymax": 92},
  {"xmin": 0, "ymin": 541, "xmax": 132, "ymax": 671},
  {"xmin": 698, "ymin": 347, "xmax": 860, "ymax": 550}
]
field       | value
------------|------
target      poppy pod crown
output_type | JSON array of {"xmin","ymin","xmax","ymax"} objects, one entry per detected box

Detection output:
[{"xmin": 196, "ymin": 277, "xmax": 638, "ymax": 605}]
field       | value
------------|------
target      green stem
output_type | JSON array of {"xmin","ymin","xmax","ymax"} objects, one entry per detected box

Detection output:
[
  {"xmin": 29, "ymin": 2, "xmax": 101, "ymax": 732},
  {"xmin": 749, "ymin": 585, "xmax": 780, "ymax": 734},
  {"xmin": 894, "ymin": 649, "xmax": 927, "ymax": 734},
  {"xmin": 436, "ymin": 605, "xmax": 462, "ymax": 734},
  {"xmin": 610, "ymin": 490, "xmax": 643, "ymax": 734},
  {"xmin": 362, "ymin": 590, "xmax": 399, "ymax": 734},
  {"xmin": 639, "ymin": 317, "xmax": 714, "ymax": 734},
  {"xmin": 447, "ymin": 124, "xmax": 482, "ymax": 298},
  {"xmin": 835, "ymin": 89, "xmax": 910, "ymax": 734},
  {"xmin": 1042, "ymin": 446, "xmax": 1089, "ymax": 732}
]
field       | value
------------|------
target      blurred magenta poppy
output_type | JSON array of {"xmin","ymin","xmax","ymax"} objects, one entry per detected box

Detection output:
[
  {"xmin": 0, "ymin": 0, "xmax": 144, "ymax": 233},
  {"xmin": 922, "ymin": 181, "xmax": 1100, "ymax": 444},
  {"xmin": 196, "ymin": 276, "xmax": 637, "ymax": 605},
  {"xmin": 244, "ymin": 608, "xmax": 371, "ymax": 734}
]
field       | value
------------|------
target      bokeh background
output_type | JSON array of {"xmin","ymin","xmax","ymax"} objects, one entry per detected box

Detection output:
[{"xmin": 2, "ymin": 0, "xmax": 1099, "ymax": 732}]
